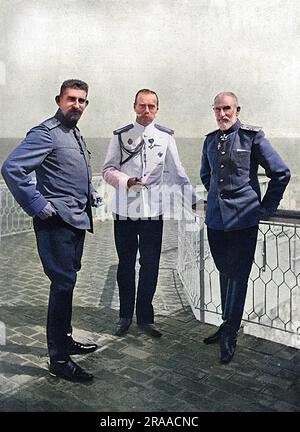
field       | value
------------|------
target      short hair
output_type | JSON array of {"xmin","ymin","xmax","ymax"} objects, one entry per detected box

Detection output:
[
  {"xmin": 214, "ymin": 91, "xmax": 239, "ymax": 106},
  {"xmin": 59, "ymin": 79, "xmax": 89, "ymax": 97},
  {"xmin": 134, "ymin": 88, "xmax": 159, "ymax": 108}
]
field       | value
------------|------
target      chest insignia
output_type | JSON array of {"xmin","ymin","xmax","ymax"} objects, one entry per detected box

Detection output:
[{"xmin": 217, "ymin": 133, "xmax": 229, "ymax": 152}]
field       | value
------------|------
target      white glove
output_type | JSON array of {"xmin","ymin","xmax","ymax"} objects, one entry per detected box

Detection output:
[
  {"xmin": 37, "ymin": 202, "xmax": 57, "ymax": 220},
  {"xmin": 91, "ymin": 191, "xmax": 103, "ymax": 207}
]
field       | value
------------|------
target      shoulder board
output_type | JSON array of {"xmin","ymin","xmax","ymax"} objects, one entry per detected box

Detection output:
[
  {"xmin": 42, "ymin": 117, "xmax": 61, "ymax": 130},
  {"xmin": 205, "ymin": 129, "xmax": 219, "ymax": 137},
  {"xmin": 113, "ymin": 123, "xmax": 134, "ymax": 135},
  {"xmin": 154, "ymin": 123, "xmax": 174, "ymax": 135},
  {"xmin": 240, "ymin": 123, "xmax": 262, "ymax": 132}
]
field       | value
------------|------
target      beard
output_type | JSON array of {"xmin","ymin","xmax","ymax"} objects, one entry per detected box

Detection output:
[
  {"xmin": 60, "ymin": 109, "xmax": 82, "ymax": 128},
  {"xmin": 65, "ymin": 109, "xmax": 82, "ymax": 122}
]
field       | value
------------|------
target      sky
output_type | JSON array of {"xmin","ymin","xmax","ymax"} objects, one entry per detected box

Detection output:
[{"xmin": 0, "ymin": 0, "xmax": 300, "ymax": 137}]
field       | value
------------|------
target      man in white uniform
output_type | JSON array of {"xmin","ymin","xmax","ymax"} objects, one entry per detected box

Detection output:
[{"xmin": 102, "ymin": 89, "xmax": 197, "ymax": 338}]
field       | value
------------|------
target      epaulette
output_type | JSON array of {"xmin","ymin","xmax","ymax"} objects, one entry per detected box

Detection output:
[
  {"xmin": 154, "ymin": 123, "xmax": 174, "ymax": 135},
  {"xmin": 113, "ymin": 123, "xmax": 134, "ymax": 135},
  {"xmin": 205, "ymin": 129, "xmax": 219, "ymax": 137},
  {"xmin": 42, "ymin": 117, "xmax": 61, "ymax": 130},
  {"xmin": 240, "ymin": 123, "xmax": 262, "ymax": 132}
]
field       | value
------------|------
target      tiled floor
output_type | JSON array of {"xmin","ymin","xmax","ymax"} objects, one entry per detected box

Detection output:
[{"xmin": 0, "ymin": 220, "xmax": 299, "ymax": 412}]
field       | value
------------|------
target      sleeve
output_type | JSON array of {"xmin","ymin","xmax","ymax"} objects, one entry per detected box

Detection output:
[
  {"xmin": 1, "ymin": 126, "xmax": 53, "ymax": 216},
  {"xmin": 89, "ymin": 182, "xmax": 97, "ymax": 195},
  {"xmin": 102, "ymin": 135, "xmax": 130, "ymax": 189},
  {"xmin": 252, "ymin": 130, "xmax": 291, "ymax": 215},
  {"xmin": 164, "ymin": 136, "xmax": 200, "ymax": 205},
  {"xmin": 200, "ymin": 137, "xmax": 211, "ymax": 192}
]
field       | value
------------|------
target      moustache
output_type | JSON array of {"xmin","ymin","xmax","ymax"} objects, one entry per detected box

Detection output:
[{"xmin": 67, "ymin": 109, "xmax": 82, "ymax": 117}]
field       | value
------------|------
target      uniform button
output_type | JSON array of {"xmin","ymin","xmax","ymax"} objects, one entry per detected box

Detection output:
[
  {"xmin": 221, "ymin": 151, "xmax": 226, "ymax": 155},
  {"xmin": 220, "ymin": 193, "xmax": 224, "ymax": 198},
  {"xmin": 219, "ymin": 179, "xmax": 224, "ymax": 183},
  {"xmin": 220, "ymin": 164, "xmax": 224, "ymax": 168}
]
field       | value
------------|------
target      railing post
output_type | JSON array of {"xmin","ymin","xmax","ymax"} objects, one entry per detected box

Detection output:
[
  {"xmin": 199, "ymin": 224, "xmax": 205, "ymax": 322},
  {"xmin": 262, "ymin": 234, "xmax": 267, "ymax": 272}
]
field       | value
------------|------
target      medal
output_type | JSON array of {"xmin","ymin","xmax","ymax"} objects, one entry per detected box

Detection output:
[{"xmin": 218, "ymin": 133, "xmax": 227, "ymax": 151}]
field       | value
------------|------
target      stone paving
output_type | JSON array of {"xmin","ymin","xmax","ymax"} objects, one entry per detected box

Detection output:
[{"xmin": 0, "ymin": 220, "xmax": 300, "ymax": 412}]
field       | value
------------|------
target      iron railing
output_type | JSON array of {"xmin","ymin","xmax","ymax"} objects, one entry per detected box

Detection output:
[
  {"xmin": 177, "ymin": 210, "xmax": 300, "ymax": 349},
  {"xmin": 0, "ymin": 175, "xmax": 113, "ymax": 237},
  {"xmin": 1, "ymin": 176, "xmax": 300, "ymax": 348}
]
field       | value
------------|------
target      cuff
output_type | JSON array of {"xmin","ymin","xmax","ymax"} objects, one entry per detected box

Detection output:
[{"xmin": 24, "ymin": 195, "xmax": 48, "ymax": 217}]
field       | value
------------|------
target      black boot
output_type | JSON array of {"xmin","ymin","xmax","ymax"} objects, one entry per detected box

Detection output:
[
  {"xmin": 220, "ymin": 324, "xmax": 237, "ymax": 364},
  {"xmin": 203, "ymin": 324, "xmax": 223, "ymax": 344},
  {"xmin": 138, "ymin": 323, "xmax": 162, "ymax": 338},
  {"xmin": 49, "ymin": 359, "xmax": 94, "ymax": 382},
  {"xmin": 219, "ymin": 277, "xmax": 248, "ymax": 364},
  {"xmin": 219, "ymin": 273, "xmax": 229, "ymax": 320},
  {"xmin": 203, "ymin": 273, "xmax": 229, "ymax": 345},
  {"xmin": 68, "ymin": 338, "xmax": 98, "ymax": 355},
  {"xmin": 115, "ymin": 318, "xmax": 132, "ymax": 337},
  {"xmin": 222, "ymin": 278, "xmax": 248, "ymax": 332}
]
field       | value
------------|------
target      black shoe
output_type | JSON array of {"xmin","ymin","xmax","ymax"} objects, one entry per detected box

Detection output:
[
  {"xmin": 220, "ymin": 325, "xmax": 237, "ymax": 364},
  {"xmin": 69, "ymin": 339, "xmax": 98, "ymax": 355},
  {"xmin": 48, "ymin": 359, "xmax": 94, "ymax": 382},
  {"xmin": 138, "ymin": 324, "xmax": 162, "ymax": 338},
  {"xmin": 115, "ymin": 318, "xmax": 132, "ymax": 337},
  {"xmin": 203, "ymin": 324, "xmax": 223, "ymax": 345}
]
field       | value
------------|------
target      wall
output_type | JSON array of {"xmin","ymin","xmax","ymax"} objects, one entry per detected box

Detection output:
[{"xmin": 0, "ymin": 0, "xmax": 299, "ymax": 138}]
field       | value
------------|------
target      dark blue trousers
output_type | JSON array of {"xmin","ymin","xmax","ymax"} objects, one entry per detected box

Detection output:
[
  {"xmin": 33, "ymin": 216, "xmax": 85, "ymax": 361},
  {"xmin": 114, "ymin": 218, "xmax": 163, "ymax": 325},
  {"xmin": 207, "ymin": 225, "xmax": 258, "ymax": 332}
]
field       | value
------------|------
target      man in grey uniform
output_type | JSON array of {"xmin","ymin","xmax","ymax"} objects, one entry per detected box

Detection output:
[
  {"xmin": 103, "ymin": 88, "xmax": 198, "ymax": 338},
  {"xmin": 1, "ymin": 79, "xmax": 101, "ymax": 382},
  {"xmin": 200, "ymin": 91, "xmax": 290, "ymax": 364}
]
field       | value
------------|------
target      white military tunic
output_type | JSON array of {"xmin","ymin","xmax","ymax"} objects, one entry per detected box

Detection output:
[{"xmin": 102, "ymin": 121, "xmax": 197, "ymax": 219}]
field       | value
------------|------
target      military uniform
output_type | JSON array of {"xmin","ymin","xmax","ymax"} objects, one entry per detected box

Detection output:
[
  {"xmin": 1, "ymin": 109, "xmax": 95, "ymax": 361},
  {"xmin": 200, "ymin": 119, "xmax": 290, "ymax": 334},
  {"xmin": 103, "ymin": 121, "xmax": 197, "ymax": 218},
  {"xmin": 103, "ymin": 121, "xmax": 197, "ymax": 325}
]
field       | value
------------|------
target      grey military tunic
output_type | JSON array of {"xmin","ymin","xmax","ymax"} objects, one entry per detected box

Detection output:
[{"xmin": 1, "ymin": 111, "xmax": 94, "ymax": 231}]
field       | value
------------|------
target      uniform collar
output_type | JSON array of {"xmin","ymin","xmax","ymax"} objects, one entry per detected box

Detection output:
[
  {"xmin": 218, "ymin": 119, "xmax": 241, "ymax": 137},
  {"xmin": 134, "ymin": 120, "xmax": 156, "ymax": 134}
]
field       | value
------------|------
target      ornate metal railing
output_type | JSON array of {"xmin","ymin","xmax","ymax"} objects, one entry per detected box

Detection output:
[
  {"xmin": 1, "ymin": 175, "xmax": 300, "ymax": 348},
  {"xmin": 0, "ymin": 175, "xmax": 113, "ymax": 237},
  {"xmin": 177, "ymin": 209, "xmax": 300, "ymax": 349}
]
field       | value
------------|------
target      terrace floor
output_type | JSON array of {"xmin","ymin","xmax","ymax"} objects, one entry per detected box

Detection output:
[{"xmin": 0, "ymin": 220, "xmax": 299, "ymax": 413}]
